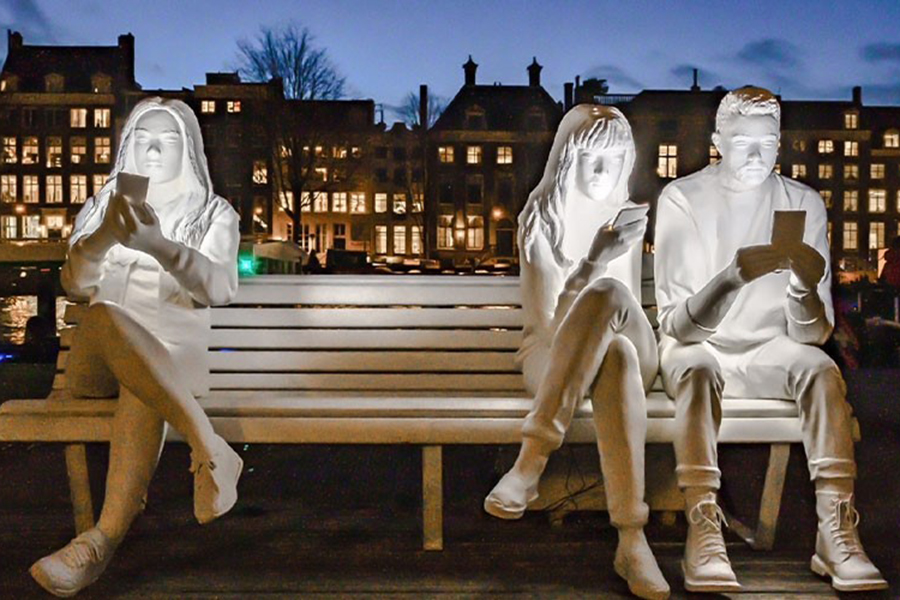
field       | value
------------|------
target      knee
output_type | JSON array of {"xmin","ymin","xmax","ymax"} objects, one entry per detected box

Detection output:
[
  {"xmin": 605, "ymin": 335, "xmax": 641, "ymax": 374},
  {"xmin": 794, "ymin": 353, "xmax": 845, "ymax": 397},
  {"xmin": 579, "ymin": 278, "xmax": 631, "ymax": 314},
  {"xmin": 674, "ymin": 362, "xmax": 724, "ymax": 413}
]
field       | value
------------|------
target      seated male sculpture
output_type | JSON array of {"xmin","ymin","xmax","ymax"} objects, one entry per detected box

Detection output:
[{"xmin": 653, "ymin": 87, "xmax": 888, "ymax": 593}]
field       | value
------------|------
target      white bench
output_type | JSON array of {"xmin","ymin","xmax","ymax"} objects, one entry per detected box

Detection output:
[{"xmin": 0, "ymin": 275, "xmax": 837, "ymax": 551}]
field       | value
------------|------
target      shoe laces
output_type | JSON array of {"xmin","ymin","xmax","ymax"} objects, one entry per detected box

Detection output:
[
  {"xmin": 59, "ymin": 532, "xmax": 104, "ymax": 569},
  {"xmin": 829, "ymin": 496, "xmax": 863, "ymax": 557},
  {"xmin": 688, "ymin": 500, "xmax": 730, "ymax": 564}
]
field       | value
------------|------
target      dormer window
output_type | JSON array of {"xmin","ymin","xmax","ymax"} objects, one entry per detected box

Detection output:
[
  {"xmin": 44, "ymin": 73, "xmax": 64, "ymax": 93},
  {"xmin": 91, "ymin": 73, "xmax": 112, "ymax": 94},
  {"xmin": 844, "ymin": 111, "xmax": 859, "ymax": 130},
  {"xmin": 465, "ymin": 107, "xmax": 486, "ymax": 130},
  {"xmin": 884, "ymin": 129, "xmax": 899, "ymax": 149}
]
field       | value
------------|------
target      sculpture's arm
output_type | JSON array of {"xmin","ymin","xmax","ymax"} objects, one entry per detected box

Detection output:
[{"xmin": 61, "ymin": 197, "xmax": 116, "ymax": 300}]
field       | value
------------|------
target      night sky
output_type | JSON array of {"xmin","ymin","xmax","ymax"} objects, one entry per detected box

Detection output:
[{"xmin": 2, "ymin": 0, "xmax": 900, "ymax": 120}]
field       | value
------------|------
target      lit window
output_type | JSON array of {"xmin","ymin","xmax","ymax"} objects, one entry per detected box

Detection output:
[
  {"xmin": 70, "ymin": 108, "xmax": 87, "ymax": 128},
  {"xmin": 46, "ymin": 137, "xmax": 62, "ymax": 168},
  {"xmin": 792, "ymin": 164, "xmax": 807, "ymax": 179},
  {"xmin": 93, "ymin": 174, "xmax": 107, "ymax": 195},
  {"xmin": 21, "ymin": 137, "xmax": 38, "ymax": 165},
  {"xmin": 828, "ymin": 222, "xmax": 832, "ymax": 246},
  {"xmin": 844, "ymin": 112, "xmax": 858, "ymax": 130},
  {"xmin": 844, "ymin": 141, "xmax": 858, "ymax": 157},
  {"xmin": 23, "ymin": 175, "xmax": 38, "ymax": 203},
  {"xmin": 393, "ymin": 225, "xmax": 407, "ymax": 254},
  {"xmin": 817, "ymin": 140, "xmax": 834, "ymax": 154},
  {"xmin": 94, "ymin": 108, "xmax": 111, "ymax": 128},
  {"xmin": 393, "ymin": 193, "xmax": 406, "ymax": 214},
  {"xmin": 871, "ymin": 163, "xmax": 885, "ymax": 179},
  {"xmin": 332, "ymin": 192, "xmax": 347, "ymax": 212},
  {"xmin": 843, "ymin": 222, "xmax": 858, "ymax": 250},
  {"xmin": 411, "ymin": 225, "xmax": 423, "ymax": 255},
  {"xmin": 437, "ymin": 215, "xmax": 454, "ymax": 249},
  {"xmin": 466, "ymin": 145, "xmax": 482, "ymax": 165},
  {"xmin": 313, "ymin": 191, "xmax": 328, "ymax": 212},
  {"xmin": 333, "ymin": 146, "xmax": 347, "ymax": 159},
  {"xmin": 774, "ymin": 164, "xmax": 781, "ymax": 174},
  {"xmin": 375, "ymin": 193, "xmax": 388, "ymax": 213},
  {"xmin": 843, "ymin": 164, "xmax": 859, "ymax": 181},
  {"xmin": 201, "ymin": 100, "xmax": 216, "ymax": 114},
  {"xmin": 657, "ymin": 144, "xmax": 677, "ymax": 178},
  {"xmin": 820, "ymin": 190, "xmax": 833, "ymax": 208},
  {"xmin": 870, "ymin": 222, "xmax": 885, "ymax": 249},
  {"xmin": 252, "ymin": 160, "xmax": 268, "ymax": 184},
  {"xmin": 314, "ymin": 167, "xmax": 327, "ymax": 182},
  {"xmin": 411, "ymin": 192, "xmax": 424, "ymax": 213},
  {"xmin": 497, "ymin": 146, "xmax": 513, "ymax": 164},
  {"xmin": 466, "ymin": 215, "xmax": 484, "ymax": 250},
  {"xmin": 897, "ymin": 190, "xmax": 900, "ymax": 213},
  {"xmin": 3, "ymin": 137, "xmax": 17, "ymax": 163},
  {"xmin": 709, "ymin": 144, "xmax": 720, "ymax": 164},
  {"xmin": 791, "ymin": 139, "xmax": 807, "ymax": 152},
  {"xmin": 94, "ymin": 137, "xmax": 111, "ymax": 164},
  {"xmin": 349, "ymin": 192, "xmax": 366, "ymax": 214},
  {"xmin": 71, "ymin": 137, "xmax": 87, "ymax": 164},
  {"xmin": 818, "ymin": 164, "xmax": 832, "ymax": 179},
  {"xmin": 885, "ymin": 129, "xmax": 900, "ymax": 149},
  {"xmin": 869, "ymin": 189, "xmax": 886, "ymax": 213},
  {"xmin": 46, "ymin": 215, "xmax": 64, "ymax": 231},
  {"xmin": 351, "ymin": 146, "xmax": 361, "ymax": 158},
  {"xmin": 843, "ymin": 190, "xmax": 858, "ymax": 212},
  {"xmin": 1, "ymin": 175, "xmax": 16, "ymax": 202},
  {"xmin": 375, "ymin": 225, "xmax": 388, "ymax": 254},
  {"xmin": 46, "ymin": 176, "xmax": 63, "ymax": 203},
  {"xmin": 22, "ymin": 215, "xmax": 41, "ymax": 238},
  {"xmin": 226, "ymin": 100, "xmax": 241, "ymax": 113},
  {"xmin": 70, "ymin": 175, "xmax": 88, "ymax": 204},
  {"xmin": 439, "ymin": 146, "xmax": 454, "ymax": 163},
  {"xmin": 1, "ymin": 216, "xmax": 16, "ymax": 239}
]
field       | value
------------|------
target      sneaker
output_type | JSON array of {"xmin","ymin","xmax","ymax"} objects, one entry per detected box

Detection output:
[
  {"xmin": 613, "ymin": 529, "xmax": 670, "ymax": 600},
  {"xmin": 30, "ymin": 528, "xmax": 117, "ymax": 597},
  {"xmin": 811, "ymin": 492, "xmax": 888, "ymax": 592},
  {"xmin": 681, "ymin": 495, "xmax": 741, "ymax": 593},
  {"xmin": 483, "ymin": 469, "xmax": 539, "ymax": 520},
  {"xmin": 192, "ymin": 435, "xmax": 243, "ymax": 524}
]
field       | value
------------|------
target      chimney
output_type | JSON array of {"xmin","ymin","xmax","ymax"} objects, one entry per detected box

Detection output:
[
  {"xmin": 852, "ymin": 85, "xmax": 862, "ymax": 106},
  {"xmin": 419, "ymin": 84, "xmax": 428, "ymax": 129},
  {"xmin": 463, "ymin": 55, "xmax": 478, "ymax": 86},
  {"xmin": 564, "ymin": 82, "xmax": 574, "ymax": 111},
  {"xmin": 118, "ymin": 33, "xmax": 135, "ymax": 86},
  {"xmin": 7, "ymin": 30, "xmax": 22, "ymax": 51},
  {"xmin": 691, "ymin": 68, "xmax": 700, "ymax": 92},
  {"xmin": 528, "ymin": 57, "xmax": 542, "ymax": 87}
]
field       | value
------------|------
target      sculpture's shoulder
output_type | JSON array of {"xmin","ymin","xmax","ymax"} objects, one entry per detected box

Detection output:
[
  {"xmin": 774, "ymin": 172, "xmax": 821, "ymax": 203},
  {"xmin": 207, "ymin": 194, "xmax": 239, "ymax": 223},
  {"xmin": 659, "ymin": 165, "xmax": 717, "ymax": 207}
]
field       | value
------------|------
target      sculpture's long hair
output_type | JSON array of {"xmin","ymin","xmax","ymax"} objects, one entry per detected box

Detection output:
[
  {"xmin": 519, "ymin": 104, "xmax": 635, "ymax": 268},
  {"xmin": 69, "ymin": 97, "xmax": 216, "ymax": 250}
]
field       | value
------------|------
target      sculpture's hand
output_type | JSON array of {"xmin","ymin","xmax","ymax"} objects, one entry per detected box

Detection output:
[
  {"xmin": 727, "ymin": 245, "xmax": 785, "ymax": 285},
  {"xmin": 788, "ymin": 243, "xmax": 826, "ymax": 292},
  {"xmin": 587, "ymin": 217, "xmax": 647, "ymax": 265},
  {"xmin": 116, "ymin": 201, "xmax": 170, "ymax": 258}
]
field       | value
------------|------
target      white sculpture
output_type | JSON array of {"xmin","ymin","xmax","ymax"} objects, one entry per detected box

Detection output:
[
  {"xmin": 654, "ymin": 87, "xmax": 887, "ymax": 593},
  {"xmin": 484, "ymin": 105, "xmax": 669, "ymax": 600},
  {"xmin": 30, "ymin": 98, "xmax": 243, "ymax": 597}
]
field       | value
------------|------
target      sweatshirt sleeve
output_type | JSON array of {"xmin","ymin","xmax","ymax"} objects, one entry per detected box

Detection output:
[
  {"xmin": 157, "ymin": 199, "xmax": 240, "ymax": 307},
  {"xmin": 60, "ymin": 196, "xmax": 106, "ymax": 301}
]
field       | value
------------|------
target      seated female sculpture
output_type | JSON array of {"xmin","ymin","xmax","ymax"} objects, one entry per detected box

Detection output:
[
  {"xmin": 484, "ymin": 105, "xmax": 669, "ymax": 599},
  {"xmin": 30, "ymin": 97, "xmax": 242, "ymax": 597}
]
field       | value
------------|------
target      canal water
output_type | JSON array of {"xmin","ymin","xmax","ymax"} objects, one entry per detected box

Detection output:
[{"xmin": 0, "ymin": 296, "xmax": 68, "ymax": 345}]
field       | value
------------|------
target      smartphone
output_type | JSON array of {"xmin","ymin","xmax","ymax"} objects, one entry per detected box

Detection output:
[
  {"xmin": 115, "ymin": 172, "xmax": 149, "ymax": 207},
  {"xmin": 611, "ymin": 204, "xmax": 650, "ymax": 228},
  {"xmin": 771, "ymin": 210, "xmax": 806, "ymax": 249}
]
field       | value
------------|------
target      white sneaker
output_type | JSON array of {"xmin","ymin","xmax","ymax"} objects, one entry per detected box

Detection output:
[
  {"xmin": 192, "ymin": 435, "xmax": 243, "ymax": 524},
  {"xmin": 811, "ymin": 492, "xmax": 888, "ymax": 592},
  {"xmin": 483, "ymin": 469, "xmax": 539, "ymax": 520},
  {"xmin": 30, "ymin": 527, "xmax": 117, "ymax": 597},
  {"xmin": 681, "ymin": 495, "xmax": 741, "ymax": 593}
]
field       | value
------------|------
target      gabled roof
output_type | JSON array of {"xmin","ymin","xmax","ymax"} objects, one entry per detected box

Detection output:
[{"xmin": 432, "ymin": 84, "xmax": 562, "ymax": 132}]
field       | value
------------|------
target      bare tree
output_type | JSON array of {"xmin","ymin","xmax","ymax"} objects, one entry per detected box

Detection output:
[
  {"xmin": 397, "ymin": 91, "xmax": 446, "ymax": 129},
  {"xmin": 237, "ymin": 23, "xmax": 346, "ymax": 100}
]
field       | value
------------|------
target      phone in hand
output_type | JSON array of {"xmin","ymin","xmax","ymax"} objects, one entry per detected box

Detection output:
[
  {"xmin": 611, "ymin": 204, "xmax": 650, "ymax": 228},
  {"xmin": 115, "ymin": 172, "xmax": 150, "ymax": 208},
  {"xmin": 771, "ymin": 210, "xmax": 806, "ymax": 249}
]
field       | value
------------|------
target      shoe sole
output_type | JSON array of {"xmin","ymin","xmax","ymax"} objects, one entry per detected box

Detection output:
[
  {"xmin": 810, "ymin": 554, "xmax": 889, "ymax": 592},
  {"xmin": 681, "ymin": 560, "xmax": 743, "ymax": 593},
  {"xmin": 483, "ymin": 495, "xmax": 526, "ymax": 520},
  {"xmin": 615, "ymin": 558, "xmax": 670, "ymax": 600},
  {"xmin": 197, "ymin": 452, "xmax": 244, "ymax": 525}
]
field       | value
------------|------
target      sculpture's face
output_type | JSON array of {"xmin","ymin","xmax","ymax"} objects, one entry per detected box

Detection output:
[
  {"xmin": 714, "ymin": 113, "xmax": 779, "ymax": 189},
  {"xmin": 573, "ymin": 147, "xmax": 626, "ymax": 202},
  {"xmin": 133, "ymin": 110, "xmax": 184, "ymax": 184}
]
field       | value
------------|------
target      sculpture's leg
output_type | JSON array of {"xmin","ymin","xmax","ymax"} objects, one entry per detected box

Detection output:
[{"xmin": 64, "ymin": 444, "xmax": 94, "ymax": 535}]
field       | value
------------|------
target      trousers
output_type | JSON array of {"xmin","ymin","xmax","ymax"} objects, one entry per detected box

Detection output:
[
  {"xmin": 659, "ymin": 334, "xmax": 856, "ymax": 490},
  {"xmin": 520, "ymin": 278, "xmax": 658, "ymax": 528}
]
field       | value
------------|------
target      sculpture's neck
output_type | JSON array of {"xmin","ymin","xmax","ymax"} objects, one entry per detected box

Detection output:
[{"xmin": 147, "ymin": 178, "xmax": 185, "ymax": 209}]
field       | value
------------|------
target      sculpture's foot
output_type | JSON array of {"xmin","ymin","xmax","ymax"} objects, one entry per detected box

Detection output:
[
  {"xmin": 483, "ymin": 469, "xmax": 539, "ymax": 520},
  {"xmin": 192, "ymin": 435, "xmax": 243, "ymax": 524},
  {"xmin": 613, "ymin": 528, "xmax": 670, "ymax": 600},
  {"xmin": 30, "ymin": 528, "xmax": 117, "ymax": 597},
  {"xmin": 682, "ymin": 492, "xmax": 741, "ymax": 593}
]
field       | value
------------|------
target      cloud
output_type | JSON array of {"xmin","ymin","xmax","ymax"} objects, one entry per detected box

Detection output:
[
  {"xmin": 735, "ymin": 38, "xmax": 801, "ymax": 69},
  {"xmin": 860, "ymin": 82, "xmax": 900, "ymax": 105},
  {"xmin": 861, "ymin": 43, "xmax": 900, "ymax": 64},
  {"xmin": 582, "ymin": 64, "xmax": 643, "ymax": 91},
  {"xmin": 0, "ymin": 0, "xmax": 59, "ymax": 44}
]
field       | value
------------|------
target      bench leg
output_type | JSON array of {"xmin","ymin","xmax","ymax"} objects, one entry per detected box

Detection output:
[
  {"xmin": 64, "ymin": 444, "xmax": 95, "ymax": 535},
  {"xmin": 727, "ymin": 443, "xmax": 790, "ymax": 550},
  {"xmin": 422, "ymin": 445, "xmax": 443, "ymax": 551}
]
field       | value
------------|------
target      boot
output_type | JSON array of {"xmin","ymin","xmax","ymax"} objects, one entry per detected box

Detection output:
[
  {"xmin": 30, "ymin": 527, "xmax": 118, "ymax": 597},
  {"xmin": 810, "ymin": 491, "xmax": 888, "ymax": 591},
  {"xmin": 192, "ymin": 435, "xmax": 244, "ymax": 524},
  {"xmin": 613, "ymin": 528, "xmax": 670, "ymax": 599},
  {"xmin": 681, "ymin": 491, "xmax": 741, "ymax": 593}
]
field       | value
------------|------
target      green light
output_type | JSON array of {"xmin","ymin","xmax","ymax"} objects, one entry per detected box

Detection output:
[{"xmin": 238, "ymin": 255, "xmax": 257, "ymax": 276}]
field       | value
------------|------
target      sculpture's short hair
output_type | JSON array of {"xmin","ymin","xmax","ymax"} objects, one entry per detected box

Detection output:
[{"xmin": 715, "ymin": 86, "xmax": 780, "ymax": 133}]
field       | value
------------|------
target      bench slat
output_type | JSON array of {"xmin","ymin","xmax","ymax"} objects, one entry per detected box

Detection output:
[
  {"xmin": 211, "ymin": 307, "xmax": 524, "ymax": 329},
  {"xmin": 208, "ymin": 373, "xmax": 527, "ymax": 391}
]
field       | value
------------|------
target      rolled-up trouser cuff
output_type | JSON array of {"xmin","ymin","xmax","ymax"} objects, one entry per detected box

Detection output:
[
  {"xmin": 676, "ymin": 464, "xmax": 722, "ymax": 490},
  {"xmin": 808, "ymin": 457, "xmax": 857, "ymax": 481}
]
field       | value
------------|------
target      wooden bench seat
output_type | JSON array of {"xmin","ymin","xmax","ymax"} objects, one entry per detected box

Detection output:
[{"xmin": 0, "ymin": 274, "xmax": 839, "ymax": 552}]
